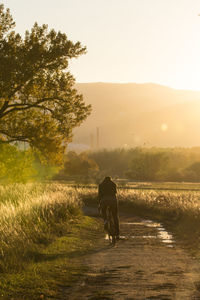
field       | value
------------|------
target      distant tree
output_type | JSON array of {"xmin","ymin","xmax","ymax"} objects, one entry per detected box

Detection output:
[
  {"xmin": 0, "ymin": 5, "xmax": 91, "ymax": 163},
  {"xmin": 87, "ymin": 147, "xmax": 200, "ymax": 182},
  {"xmin": 185, "ymin": 161, "xmax": 200, "ymax": 182},
  {"xmin": 126, "ymin": 151, "xmax": 167, "ymax": 181},
  {"xmin": 89, "ymin": 148, "xmax": 134, "ymax": 178},
  {"xmin": 56, "ymin": 151, "xmax": 99, "ymax": 181}
]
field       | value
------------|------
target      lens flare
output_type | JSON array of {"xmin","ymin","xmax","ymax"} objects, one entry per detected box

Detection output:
[{"xmin": 161, "ymin": 123, "xmax": 168, "ymax": 131}]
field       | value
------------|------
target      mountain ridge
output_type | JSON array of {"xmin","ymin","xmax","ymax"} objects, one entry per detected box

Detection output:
[{"xmin": 70, "ymin": 82, "xmax": 200, "ymax": 149}]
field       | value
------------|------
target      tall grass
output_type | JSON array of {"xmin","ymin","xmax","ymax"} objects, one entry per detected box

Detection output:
[
  {"xmin": 117, "ymin": 189, "xmax": 200, "ymax": 217},
  {"xmin": 77, "ymin": 186, "xmax": 200, "ymax": 255},
  {"xmin": 77, "ymin": 186, "xmax": 200, "ymax": 218},
  {"xmin": 3, "ymin": 183, "xmax": 200, "ymax": 272},
  {"xmin": 0, "ymin": 183, "xmax": 82, "ymax": 272}
]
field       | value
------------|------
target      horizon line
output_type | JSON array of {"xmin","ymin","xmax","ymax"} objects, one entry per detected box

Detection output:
[{"xmin": 75, "ymin": 81, "xmax": 200, "ymax": 92}]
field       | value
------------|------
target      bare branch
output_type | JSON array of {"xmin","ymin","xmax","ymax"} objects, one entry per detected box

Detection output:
[
  {"xmin": 0, "ymin": 138, "xmax": 28, "ymax": 144},
  {"xmin": 0, "ymin": 130, "xmax": 29, "ymax": 143},
  {"xmin": 1, "ymin": 103, "xmax": 54, "ymax": 118},
  {"xmin": 0, "ymin": 100, "xmax": 9, "ymax": 115},
  {"xmin": 7, "ymin": 97, "xmax": 65, "ymax": 108}
]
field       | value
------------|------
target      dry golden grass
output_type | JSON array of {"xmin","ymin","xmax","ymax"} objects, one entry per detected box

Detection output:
[
  {"xmin": 77, "ymin": 186, "xmax": 200, "ymax": 218},
  {"xmin": 0, "ymin": 183, "xmax": 82, "ymax": 271},
  {"xmin": 118, "ymin": 189, "xmax": 200, "ymax": 217},
  {"xmin": 77, "ymin": 186, "xmax": 200, "ymax": 254},
  {"xmin": 2, "ymin": 183, "xmax": 200, "ymax": 271}
]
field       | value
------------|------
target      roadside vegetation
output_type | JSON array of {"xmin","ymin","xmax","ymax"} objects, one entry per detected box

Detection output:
[
  {"xmin": 0, "ymin": 183, "xmax": 103, "ymax": 299},
  {"xmin": 78, "ymin": 185, "xmax": 200, "ymax": 220},
  {"xmin": 0, "ymin": 214, "xmax": 102, "ymax": 299},
  {"xmin": 0, "ymin": 183, "xmax": 83, "ymax": 272},
  {"xmin": 79, "ymin": 186, "xmax": 200, "ymax": 256},
  {"xmin": 2, "ymin": 173, "xmax": 200, "ymax": 275},
  {"xmin": 2, "ymin": 182, "xmax": 200, "ymax": 297}
]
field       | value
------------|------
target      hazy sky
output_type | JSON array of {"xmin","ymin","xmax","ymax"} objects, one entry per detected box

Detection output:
[{"xmin": 2, "ymin": 0, "xmax": 200, "ymax": 90}]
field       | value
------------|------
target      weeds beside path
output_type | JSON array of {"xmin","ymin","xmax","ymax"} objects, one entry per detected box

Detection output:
[
  {"xmin": 0, "ymin": 215, "xmax": 103, "ymax": 300},
  {"xmin": 2, "ymin": 201, "xmax": 200, "ymax": 299},
  {"xmin": 3, "ymin": 184, "xmax": 200, "ymax": 299}
]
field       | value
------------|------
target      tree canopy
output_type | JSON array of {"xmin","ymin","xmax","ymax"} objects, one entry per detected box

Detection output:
[{"xmin": 0, "ymin": 5, "xmax": 91, "ymax": 163}]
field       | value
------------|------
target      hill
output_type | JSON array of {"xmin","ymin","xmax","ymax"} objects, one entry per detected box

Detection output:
[{"xmin": 70, "ymin": 83, "xmax": 200, "ymax": 149}]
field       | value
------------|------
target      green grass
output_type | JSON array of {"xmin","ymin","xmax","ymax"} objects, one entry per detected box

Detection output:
[
  {"xmin": 2, "ymin": 182, "xmax": 200, "ymax": 298},
  {"xmin": 0, "ymin": 183, "xmax": 83, "ymax": 272},
  {"xmin": 0, "ymin": 183, "xmax": 104, "ymax": 299},
  {"xmin": 0, "ymin": 216, "xmax": 103, "ymax": 300}
]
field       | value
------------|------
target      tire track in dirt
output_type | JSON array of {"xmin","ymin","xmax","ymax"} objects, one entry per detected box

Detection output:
[{"xmin": 64, "ymin": 210, "xmax": 200, "ymax": 299}]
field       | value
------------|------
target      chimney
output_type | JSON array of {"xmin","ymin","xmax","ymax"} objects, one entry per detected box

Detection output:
[
  {"xmin": 90, "ymin": 133, "xmax": 94, "ymax": 149},
  {"xmin": 96, "ymin": 127, "xmax": 99, "ymax": 149}
]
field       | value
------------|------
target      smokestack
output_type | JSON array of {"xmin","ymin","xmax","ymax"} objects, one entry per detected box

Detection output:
[
  {"xmin": 96, "ymin": 127, "xmax": 99, "ymax": 149},
  {"xmin": 90, "ymin": 133, "xmax": 94, "ymax": 149}
]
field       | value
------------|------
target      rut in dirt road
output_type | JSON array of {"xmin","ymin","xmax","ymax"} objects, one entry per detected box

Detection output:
[{"xmin": 64, "ymin": 212, "xmax": 200, "ymax": 300}]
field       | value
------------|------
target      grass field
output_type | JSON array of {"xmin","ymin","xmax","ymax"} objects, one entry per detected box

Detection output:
[
  {"xmin": 124, "ymin": 181, "xmax": 200, "ymax": 191},
  {"xmin": 0, "ymin": 183, "xmax": 83, "ymax": 272},
  {"xmin": 0, "ymin": 215, "xmax": 103, "ymax": 299},
  {"xmin": 0, "ymin": 183, "xmax": 104, "ymax": 298},
  {"xmin": 1, "ymin": 181, "xmax": 200, "ymax": 297},
  {"xmin": 77, "ymin": 184, "xmax": 200, "ymax": 257},
  {"xmin": 2, "ymin": 181, "xmax": 200, "ymax": 270},
  {"xmin": 61, "ymin": 180, "xmax": 200, "ymax": 191},
  {"xmin": 77, "ymin": 183, "xmax": 200, "ymax": 216}
]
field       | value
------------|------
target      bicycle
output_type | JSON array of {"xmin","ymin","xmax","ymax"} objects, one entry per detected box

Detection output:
[{"xmin": 105, "ymin": 205, "xmax": 117, "ymax": 245}]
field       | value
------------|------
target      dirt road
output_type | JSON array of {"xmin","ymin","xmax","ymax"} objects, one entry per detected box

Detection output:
[{"xmin": 64, "ymin": 210, "xmax": 200, "ymax": 299}]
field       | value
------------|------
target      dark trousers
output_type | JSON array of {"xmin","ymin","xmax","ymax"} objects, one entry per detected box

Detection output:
[{"xmin": 101, "ymin": 197, "xmax": 119, "ymax": 236}]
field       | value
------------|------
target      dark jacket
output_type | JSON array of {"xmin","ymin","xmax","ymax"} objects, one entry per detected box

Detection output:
[{"xmin": 98, "ymin": 178, "xmax": 117, "ymax": 202}]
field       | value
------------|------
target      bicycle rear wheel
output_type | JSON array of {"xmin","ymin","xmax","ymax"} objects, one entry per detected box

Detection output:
[{"xmin": 107, "ymin": 207, "xmax": 116, "ymax": 245}]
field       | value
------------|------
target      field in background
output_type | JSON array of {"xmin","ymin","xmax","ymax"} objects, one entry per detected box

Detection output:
[
  {"xmin": 60, "ymin": 180, "xmax": 200, "ymax": 191},
  {"xmin": 124, "ymin": 181, "xmax": 200, "ymax": 191}
]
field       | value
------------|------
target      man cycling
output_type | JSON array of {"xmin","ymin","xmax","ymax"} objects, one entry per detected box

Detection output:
[{"xmin": 98, "ymin": 176, "xmax": 120, "ymax": 239}]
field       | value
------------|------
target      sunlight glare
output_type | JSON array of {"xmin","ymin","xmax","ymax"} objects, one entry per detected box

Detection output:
[{"xmin": 161, "ymin": 123, "xmax": 168, "ymax": 132}]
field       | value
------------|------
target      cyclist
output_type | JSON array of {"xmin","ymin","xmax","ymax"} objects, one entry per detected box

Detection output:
[{"xmin": 98, "ymin": 176, "xmax": 120, "ymax": 239}]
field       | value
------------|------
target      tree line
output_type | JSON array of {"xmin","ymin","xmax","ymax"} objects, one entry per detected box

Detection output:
[{"xmin": 55, "ymin": 147, "xmax": 200, "ymax": 183}]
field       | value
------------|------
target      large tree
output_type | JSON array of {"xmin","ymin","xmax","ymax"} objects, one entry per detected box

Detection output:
[{"xmin": 0, "ymin": 4, "xmax": 91, "ymax": 163}]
